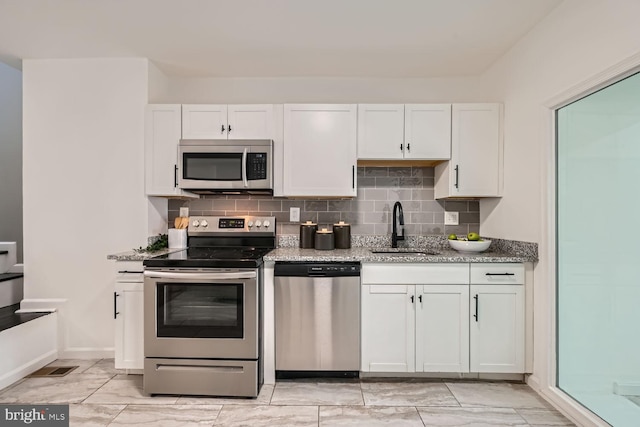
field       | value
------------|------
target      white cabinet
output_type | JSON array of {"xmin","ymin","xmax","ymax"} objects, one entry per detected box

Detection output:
[
  {"xmin": 114, "ymin": 261, "xmax": 144, "ymax": 370},
  {"xmin": 361, "ymin": 263, "xmax": 469, "ymax": 373},
  {"xmin": 357, "ymin": 104, "xmax": 451, "ymax": 160},
  {"xmin": 469, "ymin": 264, "xmax": 525, "ymax": 373},
  {"xmin": 182, "ymin": 104, "xmax": 274, "ymax": 140},
  {"xmin": 435, "ymin": 103, "xmax": 503, "ymax": 198},
  {"xmin": 145, "ymin": 104, "xmax": 198, "ymax": 198},
  {"xmin": 283, "ymin": 104, "xmax": 357, "ymax": 197}
]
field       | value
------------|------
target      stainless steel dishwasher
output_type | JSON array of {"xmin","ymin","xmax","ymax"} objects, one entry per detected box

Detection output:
[{"xmin": 274, "ymin": 262, "xmax": 360, "ymax": 377}]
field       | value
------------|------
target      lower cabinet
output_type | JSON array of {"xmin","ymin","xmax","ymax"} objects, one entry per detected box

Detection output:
[
  {"xmin": 361, "ymin": 263, "xmax": 525, "ymax": 374},
  {"xmin": 114, "ymin": 262, "xmax": 144, "ymax": 370}
]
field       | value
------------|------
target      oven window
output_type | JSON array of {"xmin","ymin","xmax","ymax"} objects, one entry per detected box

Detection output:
[
  {"xmin": 157, "ymin": 282, "xmax": 243, "ymax": 338},
  {"xmin": 183, "ymin": 153, "xmax": 242, "ymax": 181}
]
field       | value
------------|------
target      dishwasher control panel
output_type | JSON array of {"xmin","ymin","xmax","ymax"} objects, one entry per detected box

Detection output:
[{"xmin": 275, "ymin": 262, "xmax": 361, "ymax": 277}]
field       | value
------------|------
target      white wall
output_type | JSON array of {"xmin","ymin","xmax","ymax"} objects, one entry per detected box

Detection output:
[
  {"xmin": 478, "ymin": 0, "xmax": 640, "ymax": 424},
  {"xmin": 22, "ymin": 58, "xmax": 150, "ymax": 357},
  {"xmin": 0, "ymin": 61, "xmax": 23, "ymax": 263},
  {"xmin": 157, "ymin": 75, "xmax": 493, "ymax": 104}
]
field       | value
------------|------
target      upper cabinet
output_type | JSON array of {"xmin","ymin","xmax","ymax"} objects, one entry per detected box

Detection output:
[
  {"xmin": 435, "ymin": 103, "xmax": 503, "ymax": 198},
  {"xmin": 357, "ymin": 104, "xmax": 451, "ymax": 160},
  {"xmin": 283, "ymin": 104, "xmax": 357, "ymax": 197},
  {"xmin": 182, "ymin": 104, "xmax": 274, "ymax": 140},
  {"xmin": 145, "ymin": 105, "xmax": 198, "ymax": 198}
]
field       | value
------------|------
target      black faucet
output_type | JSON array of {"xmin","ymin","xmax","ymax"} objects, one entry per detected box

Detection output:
[{"xmin": 391, "ymin": 201, "xmax": 405, "ymax": 248}]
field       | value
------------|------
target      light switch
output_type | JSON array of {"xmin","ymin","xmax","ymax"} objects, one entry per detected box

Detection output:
[
  {"xmin": 444, "ymin": 211, "xmax": 459, "ymax": 225},
  {"xmin": 290, "ymin": 207, "xmax": 301, "ymax": 222}
]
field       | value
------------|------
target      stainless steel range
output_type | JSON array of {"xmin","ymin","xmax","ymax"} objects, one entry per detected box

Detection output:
[{"xmin": 142, "ymin": 216, "xmax": 275, "ymax": 397}]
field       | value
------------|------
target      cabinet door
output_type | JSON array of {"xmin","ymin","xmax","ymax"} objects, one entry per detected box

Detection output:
[
  {"xmin": 469, "ymin": 284, "xmax": 524, "ymax": 373},
  {"xmin": 416, "ymin": 285, "xmax": 469, "ymax": 373},
  {"xmin": 283, "ymin": 104, "xmax": 357, "ymax": 197},
  {"xmin": 361, "ymin": 284, "xmax": 415, "ymax": 372},
  {"xmin": 145, "ymin": 105, "xmax": 198, "ymax": 198},
  {"xmin": 227, "ymin": 104, "xmax": 274, "ymax": 140},
  {"xmin": 404, "ymin": 104, "xmax": 452, "ymax": 160},
  {"xmin": 357, "ymin": 104, "xmax": 405, "ymax": 159},
  {"xmin": 182, "ymin": 104, "xmax": 228, "ymax": 139},
  {"xmin": 114, "ymin": 282, "xmax": 144, "ymax": 370},
  {"xmin": 450, "ymin": 103, "xmax": 502, "ymax": 196}
]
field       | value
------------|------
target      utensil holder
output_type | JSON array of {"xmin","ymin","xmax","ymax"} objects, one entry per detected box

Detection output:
[{"xmin": 168, "ymin": 228, "xmax": 187, "ymax": 249}]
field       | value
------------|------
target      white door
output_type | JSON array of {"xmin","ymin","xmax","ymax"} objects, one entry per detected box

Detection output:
[
  {"xmin": 357, "ymin": 104, "xmax": 405, "ymax": 159},
  {"xmin": 182, "ymin": 104, "xmax": 228, "ymax": 139},
  {"xmin": 451, "ymin": 103, "xmax": 502, "ymax": 196},
  {"xmin": 283, "ymin": 104, "xmax": 357, "ymax": 197},
  {"xmin": 404, "ymin": 104, "xmax": 452, "ymax": 160},
  {"xmin": 227, "ymin": 104, "xmax": 274, "ymax": 140},
  {"xmin": 361, "ymin": 284, "xmax": 415, "ymax": 372},
  {"xmin": 469, "ymin": 284, "xmax": 524, "ymax": 373},
  {"xmin": 415, "ymin": 285, "xmax": 470, "ymax": 373}
]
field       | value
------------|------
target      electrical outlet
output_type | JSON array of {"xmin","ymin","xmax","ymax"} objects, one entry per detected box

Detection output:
[
  {"xmin": 444, "ymin": 211, "xmax": 459, "ymax": 225},
  {"xmin": 289, "ymin": 207, "xmax": 301, "ymax": 222},
  {"xmin": 179, "ymin": 207, "xmax": 189, "ymax": 217}
]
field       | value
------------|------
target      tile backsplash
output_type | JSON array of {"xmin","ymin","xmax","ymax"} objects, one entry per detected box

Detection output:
[{"xmin": 168, "ymin": 167, "xmax": 479, "ymax": 237}]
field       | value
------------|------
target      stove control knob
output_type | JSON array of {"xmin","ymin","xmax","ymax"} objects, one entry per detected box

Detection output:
[
  {"xmin": 255, "ymin": 220, "xmax": 262, "ymax": 228},
  {"xmin": 192, "ymin": 220, "xmax": 200, "ymax": 227},
  {"xmin": 247, "ymin": 220, "xmax": 254, "ymax": 228},
  {"xmin": 200, "ymin": 220, "xmax": 209, "ymax": 228},
  {"xmin": 263, "ymin": 220, "xmax": 271, "ymax": 228}
]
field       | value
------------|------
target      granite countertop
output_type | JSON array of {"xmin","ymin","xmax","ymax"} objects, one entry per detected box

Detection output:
[
  {"xmin": 263, "ymin": 247, "xmax": 535, "ymax": 263},
  {"xmin": 107, "ymin": 247, "xmax": 184, "ymax": 261}
]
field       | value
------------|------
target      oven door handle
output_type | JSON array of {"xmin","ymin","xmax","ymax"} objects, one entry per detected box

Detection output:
[
  {"xmin": 242, "ymin": 148, "xmax": 249, "ymax": 188},
  {"xmin": 144, "ymin": 271, "xmax": 257, "ymax": 280}
]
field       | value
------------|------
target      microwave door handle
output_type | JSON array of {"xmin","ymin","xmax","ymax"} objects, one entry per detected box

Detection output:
[{"xmin": 242, "ymin": 148, "xmax": 249, "ymax": 187}]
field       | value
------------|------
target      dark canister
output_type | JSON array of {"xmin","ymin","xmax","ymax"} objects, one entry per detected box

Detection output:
[
  {"xmin": 333, "ymin": 221, "xmax": 351, "ymax": 249},
  {"xmin": 314, "ymin": 228, "xmax": 335, "ymax": 250},
  {"xmin": 299, "ymin": 221, "xmax": 318, "ymax": 248}
]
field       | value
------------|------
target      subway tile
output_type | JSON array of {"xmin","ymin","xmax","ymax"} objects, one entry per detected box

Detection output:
[
  {"xmin": 356, "ymin": 167, "xmax": 366, "ymax": 177},
  {"xmin": 364, "ymin": 189, "xmax": 387, "ymax": 201},
  {"xmin": 364, "ymin": 167, "xmax": 389, "ymax": 177},
  {"xmin": 364, "ymin": 211, "xmax": 388, "ymax": 224},
  {"xmin": 421, "ymin": 167, "xmax": 435, "ymax": 178},
  {"xmin": 433, "ymin": 212, "xmax": 445, "ymax": 223},
  {"xmin": 410, "ymin": 212, "xmax": 434, "ymax": 224},
  {"xmin": 351, "ymin": 224, "xmax": 376, "ymax": 235},
  {"xmin": 357, "ymin": 177, "xmax": 376, "ymax": 187},
  {"xmin": 259, "ymin": 200, "xmax": 283, "ymax": 212},
  {"xmin": 168, "ymin": 199, "xmax": 184, "ymax": 210},
  {"xmin": 328, "ymin": 200, "xmax": 352, "ymax": 211},
  {"xmin": 468, "ymin": 224, "xmax": 480, "ymax": 234},
  {"xmin": 375, "ymin": 177, "xmax": 400, "ymax": 187},
  {"xmin": 211, "ymin": 199, "xmax": 236, "ymax": 210},
  {"xmin": 460, "ymin": 212, "xmax": 480, "ymax": 224},
  {"xmin": 388, "ymin": 188, "xmax": 413, "ymax": 201},
  {"xmin": 247, "ymin": 211, "xmax": 271, "ymax": 217},
  {"xmin": 375, "ymin": 223, "xmax": 392, "ymax": 235},
  {"xmin": 305, "ymin": 200, "xmax": 328, "ymax": 211},
  {"xmin": 279, "ymin": 224, "xmax": 299, "ymax": 235},
  {"xmin": 468, "ymin": 201, "xmax": 480, "ymax": 212},
  {"xmin": 403, "ymin": 224, "xmax": 420, "ymax": 235},
  {"xmin": 399, "ymin": 201, "xmax": 421, "ymax": 212},
  {"xmin": 281, "ymin": 200, "xmax": 304, "ymax": 210},
  {"xmin": 355, "ymin": 200, "xmax": 375, "ymax": 212},
  {"xmin": 398, "ymin": 177, "xmax": 423, "ymax": 188},
  {"xmin": 388, "ymin": 167, "xmax": 412, "ymax": 177},
  {"xmin": 318, "ymin": 212, "xmax": 341, "ymax": 224},
  {"xmin": 423, "ymin": 224, "xmax": 445, "ymax": 235},
  {"xmin": 374, "ymin": 201, "xmax": 392, "ymax": 213},
  {"xmin": 422, "ymin": 200, "xmax": 444, "ymax": 212},
  {"xmin": 444, "ymin": 200, "xmax": 467, "ymax": 212},
  {"xmin": 300, "ymin": 212, "xmax": 318, "ymax": 223},
  {"xmin": 186, "ymin": 198, "xmax": 214, "ymax": 211},
  {"xmin": 273, "ymin": 212, "xmax": 290, "ymax": 224},
  {"xmin": 340, "ymin": 211, "xmax": 361, "ymax": 224},
  {"xmin": 422, "ymin": 177, "xmax": 435, "ymax": 188},
  {"xmin": 236, "ymin": 199, "xmax": 260, "ymax": 211},
  {"xmin": 445, "ymin": 225, "xmax": 469, "ymax": 236},
  {"xmin": 412, "ymin": 189, "xmax": 435, "ymax": 201}
]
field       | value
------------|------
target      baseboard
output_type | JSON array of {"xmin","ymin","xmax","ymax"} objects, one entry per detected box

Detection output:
[
  {"xmin": 58, "ymin": 348, "xmax": 115, "ymax": 360},
  {"xmin": 0, "ymin": 313, "xmax": 58, "ymax": 390},
  {"xmin": 526, "ymin": 373, "xmax": 541, "ymax": 391},
  {"xmin": 539, "ymin": 386, "xmax": 608, "ymax": 427}
]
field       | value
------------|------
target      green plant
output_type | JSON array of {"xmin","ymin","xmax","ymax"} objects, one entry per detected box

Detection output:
[{"xmin": 135, "ymin": 234, "xmax": 168, "ymax": 252}]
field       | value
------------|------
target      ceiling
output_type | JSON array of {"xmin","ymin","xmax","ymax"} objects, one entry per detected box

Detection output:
[{"xmin": 0, "ymin": 0, "xmax": 562, "ymax": 78}]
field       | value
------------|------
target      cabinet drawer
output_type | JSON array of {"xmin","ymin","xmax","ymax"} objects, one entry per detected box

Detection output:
[
  {"xmin": 116, "ymin": 261, "xmax": 144, "ymax": 283},
  {"xmin": 362, "ymin": 263, "xmax": 469, "ymax": 285},
  {"xmin": 470, "ymin": 263, "xmax": 524, "ymax": 285}
]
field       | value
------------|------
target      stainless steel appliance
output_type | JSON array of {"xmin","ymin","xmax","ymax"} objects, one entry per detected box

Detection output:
[
  {"xmin": 178, "ymin": 139, "xmax": 273, "ymax": 194},
  {"xmin": 143, "ymin": 216, "xmax": 275, "ymax": 397},
  {"xmin": 274, "ymin": 262, "xmax": 361, "ymax": 377}
]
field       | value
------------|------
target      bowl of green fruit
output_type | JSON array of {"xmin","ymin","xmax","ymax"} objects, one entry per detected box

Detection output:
[{"xmin": 447, "ymin": 232, "xmax": 491, "ymax": 253}]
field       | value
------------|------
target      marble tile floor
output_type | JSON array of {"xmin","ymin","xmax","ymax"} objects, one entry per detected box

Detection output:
[{"xmin": 0, "ymin": 359, "xmax": 576, "ymax": 426}]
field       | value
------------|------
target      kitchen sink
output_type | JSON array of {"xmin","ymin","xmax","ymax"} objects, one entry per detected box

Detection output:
[{"xmin": 370, "ymin": 249, "xmax": 439, "ymax": 256}]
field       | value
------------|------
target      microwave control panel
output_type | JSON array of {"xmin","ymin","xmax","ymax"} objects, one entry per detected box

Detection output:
[{"xmin": 247, "ymin": 153, "xmax": 267, "ymax": 180}]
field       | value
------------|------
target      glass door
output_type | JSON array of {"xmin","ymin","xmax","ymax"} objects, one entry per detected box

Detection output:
[{"xmin": 556, "ymin": 71, "xmax": 640, "ymax": 426}]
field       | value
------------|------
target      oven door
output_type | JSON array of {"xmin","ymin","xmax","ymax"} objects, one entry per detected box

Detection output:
[
  {"xmin": 178, "ymin": 141, "xmax": 273, "ymax": 191},
  {"xmin": 144, "ymin": 269, "xmax": 258, "ymax": 359}
]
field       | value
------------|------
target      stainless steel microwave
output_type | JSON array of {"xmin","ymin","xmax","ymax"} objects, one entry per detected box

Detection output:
[{"xmin": 178, "ymin": 139, "xmax": 273, "ymax": 194}]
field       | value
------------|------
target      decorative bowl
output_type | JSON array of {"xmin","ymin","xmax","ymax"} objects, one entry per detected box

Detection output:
[{"xmin": 448, "ymin": 239, "xmax": 492, "ymax": 253}]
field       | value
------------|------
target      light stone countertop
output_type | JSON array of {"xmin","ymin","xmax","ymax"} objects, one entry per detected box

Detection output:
[
  {"xmin": 107, "ymin": 247, "xmax": 184, "ymax": 262},
  {"xmin": 263, "ymin": 247, "xmax": 536, "ymax": 263}
]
